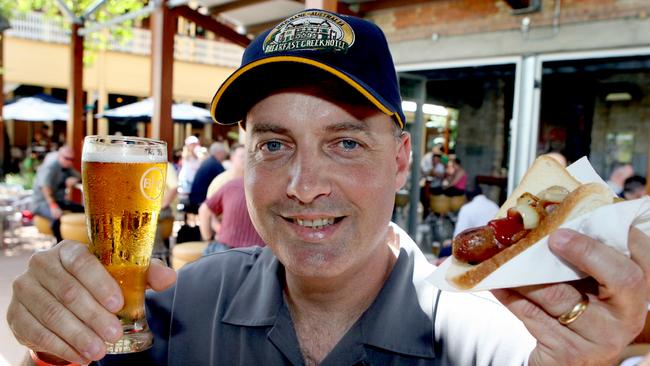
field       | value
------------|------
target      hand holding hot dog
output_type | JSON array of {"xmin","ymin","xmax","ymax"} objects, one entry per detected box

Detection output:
[{"xmin": 493, "ymin": 227, "xmax": 650, "ymax": 366}]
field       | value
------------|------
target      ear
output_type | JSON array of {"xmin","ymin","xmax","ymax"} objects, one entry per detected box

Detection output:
[{"xmin": 395, "ymin": 132, "xmax": 411, "ymax": 191}]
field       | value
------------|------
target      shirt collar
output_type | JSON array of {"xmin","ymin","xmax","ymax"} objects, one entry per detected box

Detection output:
[
  {"xmin": 221, "ymin": 231, "xmax": 435, "ymax": 359},
  {"xmin": 221, "ymin": 247, "xmax": 284, "ymax": 326}
]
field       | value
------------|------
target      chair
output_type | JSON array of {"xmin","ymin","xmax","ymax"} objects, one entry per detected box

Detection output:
[
  {"xmin": 60, "ymin": 213, "xmax": 90, "ymax": 245},
  {"xmin": 171, "ymin": 241, "xmax": 209, "ymax": 270},
  {"xmin": 158, "ymin": 216, "xmax": 174, "ymax": 241},
  {"xmin": 430, "ymin": 195, "xmax": 451, "ymax": 215},
  {"xmin": 34, "ymin": 215, "xmax": 53, "ymax": 236},
  {"xmin": 450, "ymin": 195, "xmax": 466, "ymax": 212}
]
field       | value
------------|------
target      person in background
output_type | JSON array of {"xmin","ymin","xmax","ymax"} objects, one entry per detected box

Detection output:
[
  {"xmin": 623, "ymin": 175, "xmax": 647, "ymax": 200},
  {"xmin": 188, "ymin": 142, "xmax": 227, "ymax": 211},
  {"xmin": 198, "ymin": 176, "xmax": 265, "ymax": 254},
  {"xmin": 442, "ymin": 158, "xmax": 467, "ymax": 196},
  {"xmin": 607, "ymin": 162, "xmax": 634, "ymax": 197},
  {"xmin": 177, "ymin": 136, "xmax": 203, "ymax": 197},
  {"xmin": 171, "ymin": 149, "xmax": 183, "ymax": 173},
  {"xmin": 206, "ymin": 143, "xmax": 246, "ymax": 199},
  {"xmin": 419, "ymin": 149, "xmax": 445, "ymax": 219},
  {"xmin": 30, "ymin": 145, "xmax": 83, "ymax": 242},
  {"xmin": 204, "ymin": 144, "xmax": 246, "ymax": 242},
  {"xmin": 420, "ymin": 143, "xmax": 444, "ymax": 178},
  {"xmin": 452, "ymin": 185, "xmax": 499, "ymax": 238}
]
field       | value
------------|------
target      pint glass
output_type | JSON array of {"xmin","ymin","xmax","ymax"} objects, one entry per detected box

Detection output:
[{"xmin": 81, "ymin": 136, "xmax": 167, "ymax": 354}]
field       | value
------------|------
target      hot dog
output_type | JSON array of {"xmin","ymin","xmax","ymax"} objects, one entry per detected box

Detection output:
[{"xmin": 445, "ymin": 156, "xmax": 614, "ymax": 290}]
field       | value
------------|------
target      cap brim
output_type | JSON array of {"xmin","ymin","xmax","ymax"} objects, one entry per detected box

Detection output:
[{"xmin": 210, "ymin": 56, "xmax": 404, "ymax": 129}]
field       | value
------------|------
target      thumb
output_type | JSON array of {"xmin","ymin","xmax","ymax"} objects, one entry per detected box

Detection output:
[{"xmin": 147, "ymin": 258, "xmax": 177, "ymax": 292}]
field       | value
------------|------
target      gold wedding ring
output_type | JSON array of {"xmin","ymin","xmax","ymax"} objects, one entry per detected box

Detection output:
[{"xmin": 558, "ymin": 293, "xmax": 590, "ymax": 326}]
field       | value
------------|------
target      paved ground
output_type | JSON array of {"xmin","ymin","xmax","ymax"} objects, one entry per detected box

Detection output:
[{"xmin": 1, "ymin": 226, "xmax": 55, "ymax": 366}]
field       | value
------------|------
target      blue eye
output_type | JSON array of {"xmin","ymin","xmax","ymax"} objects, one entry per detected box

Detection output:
[
  {"xmin": 340, "ymin": 140, "xmax": 359, "ymax": 150},
  {"xmin": 265, "ymin": 141, "xmax": 283, "ymax": 152}
]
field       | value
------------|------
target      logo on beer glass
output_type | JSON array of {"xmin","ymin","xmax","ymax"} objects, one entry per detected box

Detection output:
[{"xmin": 140, "ymin": 167, "xmax": 165, "ymax": 200}]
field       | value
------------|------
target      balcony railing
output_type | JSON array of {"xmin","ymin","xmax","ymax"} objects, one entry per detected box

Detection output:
[{"xmin": 6, "ymin": 11, "xmax": 244, "ymax": 68}]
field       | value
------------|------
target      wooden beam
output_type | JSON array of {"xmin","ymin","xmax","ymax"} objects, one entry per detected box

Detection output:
[
  {"xmin": 151, "ymin": 0, "xmax": 175, "ymax": 160},
  {"xmin": 172, "ymin": 5, "xmax": 251, "ymax": 47},
  {"xmin": 305, "ymin": 0, "xmax": 337, "ymax": 11},
  {"xmin": 359, "ymin": 0, "xmax": 433, "ymax": 13},
  {"xmin": 68, "ymin": 23, "xmax": 84, "ymax": 171},
  {"xmin": 208, "ymin": 0, "xmax": 269, "ymax": 14},
  {"xmin": 336, "ymin": 3, "xmax": 360, "ymax": 16},
  {"xmin": 243, "ymin": 2, "xmax": 356, "ymax": 36},
  {"xmin": 244, "ymin": 18, "xmax": 288, "ymax": 35}
]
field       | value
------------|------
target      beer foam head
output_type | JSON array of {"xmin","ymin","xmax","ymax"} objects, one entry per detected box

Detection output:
[{"xmin": 82, "ymin": 136, "xmax": 167, "ymax": 163}]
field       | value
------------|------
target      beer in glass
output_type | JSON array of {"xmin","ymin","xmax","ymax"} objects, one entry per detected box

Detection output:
[{"xmin": 82, "ymin": 135, "xmax": 167, "ymax": 354}]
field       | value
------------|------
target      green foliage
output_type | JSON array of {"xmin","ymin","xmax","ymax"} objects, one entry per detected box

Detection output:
[{"xmin": 0, "ymin": 0, "xmax": 147, "ymax": 64}]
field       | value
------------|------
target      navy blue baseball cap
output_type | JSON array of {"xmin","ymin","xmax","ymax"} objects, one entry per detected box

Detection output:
[{"xmin": 210, "ymin": 9, "xmax": 405, "ymax": 129}]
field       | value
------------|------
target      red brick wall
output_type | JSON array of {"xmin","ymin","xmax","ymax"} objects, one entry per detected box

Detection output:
[{"xmin": 366, "ymin": 0, "xmax": 650, "ymax": 42}]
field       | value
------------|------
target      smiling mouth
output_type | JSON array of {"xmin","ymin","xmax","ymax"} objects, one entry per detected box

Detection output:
[{"xmin": 284, "ymin": 216, "xmax": 344, "ymax": 229}]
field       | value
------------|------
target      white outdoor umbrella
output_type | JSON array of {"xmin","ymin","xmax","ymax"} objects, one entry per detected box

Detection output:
[
  {"xmin": 97, "ymin": 98, "xmax": 212, "ymax": 123},
  {"xmin": 3, "ymin": 95, "xmax": 69, "ymax": 121}
]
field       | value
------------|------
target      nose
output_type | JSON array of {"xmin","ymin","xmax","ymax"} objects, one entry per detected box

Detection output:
[{"xmin": 286, "ymin": 149, "xmax": 331, "ymax": 204}]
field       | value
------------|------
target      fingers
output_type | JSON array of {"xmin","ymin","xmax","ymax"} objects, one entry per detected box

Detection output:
[
  {"xmin": 629, "ymin": 227, "xmax": 650, "ymax": 298},
  {"xmin": 511, "ymin": 284, "xmax": 618, "ymax": 344},
  {"xmin": 31, "ymin": 247, "xmax": 123, "ymax": 342},
  {"xmin": 549, "ymin": 229, "xmax": 646, "ymax": 305},
  {"xmin": 11, "ymin": 274, "xmax": 106, "ymax": 363},
  {"xmin": 147, "ymin": 258, "xmax": 177, "ymax": 292},
  {"xmin": 7, "ymin": 299, "xmax": 89, "ymax": 365},
  {"xmin": 57, "ymin": 241, "xmax": 124, "ymax": 312},
  {"xmin": 491, "ymin": 288, "xmax": 594, "ymax": 354},
  {"xmin": 7, "ymin": 241, "xmax": 124, "ymax": 363}
]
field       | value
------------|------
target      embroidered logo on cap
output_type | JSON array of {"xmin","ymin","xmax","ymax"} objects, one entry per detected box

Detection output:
[{"xmin": 263, "ymin": 10, "xmax": 355, "ymax": 54}]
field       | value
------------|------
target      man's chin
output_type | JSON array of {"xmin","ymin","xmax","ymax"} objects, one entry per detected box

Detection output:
[{"xmin": 281, "ymin": 250, "xmax": 346, "ymax": 277}]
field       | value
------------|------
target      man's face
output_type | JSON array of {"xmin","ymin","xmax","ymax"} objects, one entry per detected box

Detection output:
[
  {"xmin": 625, "ymin": 187, "xmax": 646, "ymax": 200},
  {"xmin": 244, "ymin": 88, "xmax": 410, "ymax": 279},
  {"xmin": 58, "ymin": 149, "xmax": 75, "ymax": 169}
]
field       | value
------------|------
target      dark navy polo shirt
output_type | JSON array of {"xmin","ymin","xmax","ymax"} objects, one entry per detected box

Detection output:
[
  {"xmin": 188, "ymin": 156, "xmax": 224, "ymax": 206},
  {"xmin": 98, "ymin": 246, "xmax": 438, "ymax": 365}
]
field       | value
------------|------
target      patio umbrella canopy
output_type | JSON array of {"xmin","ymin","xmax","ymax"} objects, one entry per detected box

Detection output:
[
  {"xmin": 97, "ymin": 98, "xmax": 212, "ymax": 123},
  {"xmin": 3, "ymin": 94, "xmax": 69, "ymax": 121}
]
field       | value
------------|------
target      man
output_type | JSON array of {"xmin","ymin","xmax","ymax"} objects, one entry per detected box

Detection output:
[
  {"xmin": 31, "ymin": 145, "xmax": 83, "ymax": 242},
  {"xmin": 419, "ymin": 149, "xmax": 445, "ymax": 218},
  {"xmin": 8, "ymin": 10, "xmax": 650, "ymax": 366},
  {"xmin": 177, "ymin": 135, "xmax": 203, "ymax": 196},
  {"xmin": 206, "ymin": 143, "xmax": 246, "ymax": 198},
  {"xmin": 200, "ymin": 144, "xmax": 247, "ymax": 248},
  {"xmin": 187, "ymin": 141, "xmax": 226, "ymax": 211},
  {"xmin": 607, "ymin": 162, "xmax": 634, "ymax": 196},
  {"xmin": 421, "ymin": 144, "xmax": 445, "ymax": 179},
  {"xmin": 452, "ymin": 185, "xmax": 499, "ymax": 238},
  {"xmin": 623, "ymin": 175, "xmax": 647, "ymax": 200},
  {"xmin": 198, "ymin": 174, "xmax": 265, "ymax": 254}
]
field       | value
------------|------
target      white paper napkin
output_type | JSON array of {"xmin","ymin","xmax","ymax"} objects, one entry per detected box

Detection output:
[{"xmin": 427, "ymin": 157, "xmax": 650, "ymax": 292}]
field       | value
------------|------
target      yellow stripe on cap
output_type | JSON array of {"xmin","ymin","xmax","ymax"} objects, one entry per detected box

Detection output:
[{"xmin": 210, "ymin": 55, "xmax": 404, "ymax": 129}]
